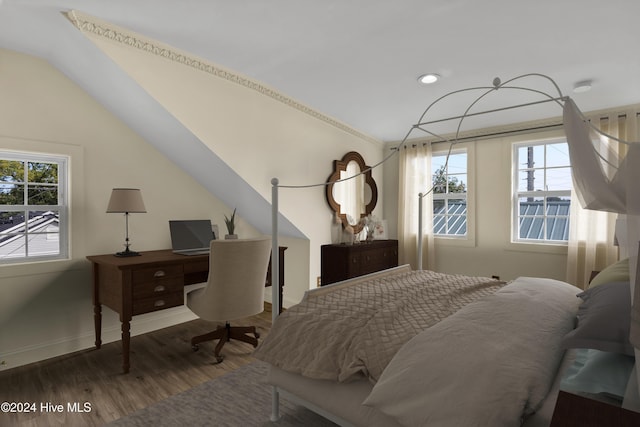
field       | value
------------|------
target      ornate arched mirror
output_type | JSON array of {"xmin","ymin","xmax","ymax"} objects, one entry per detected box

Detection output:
[{"xmin": 326, "ymin": 151, "xmax": 378, "ymax": 234}]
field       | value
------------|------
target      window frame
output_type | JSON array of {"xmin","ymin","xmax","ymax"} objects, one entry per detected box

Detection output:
[
  {"xmin": 0, "ymin": 151, "xmax": 69, "ymax": 264},
  {"xmin": 431, "ymin": 147, "xmax": 469, "ymax": 239},
  {"xmin": 511, "ymin": 138, "xmax": 572, "ymax": 245},
  {"xmin": 431, "ymin": 143, "xmax": 474, "ymax": 246}
]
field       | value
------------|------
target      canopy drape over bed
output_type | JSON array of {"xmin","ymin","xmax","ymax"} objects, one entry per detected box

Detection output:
[{"xmin": 563, "ymin": 98, "xmax": 640, "ymax": 353}]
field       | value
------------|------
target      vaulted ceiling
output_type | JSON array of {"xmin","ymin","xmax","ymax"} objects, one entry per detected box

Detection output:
[{"xmin": 2, "ymin": 0, "xmax": 639, "ymax": 143}]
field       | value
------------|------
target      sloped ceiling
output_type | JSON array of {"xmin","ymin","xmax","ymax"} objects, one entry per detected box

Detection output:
[
  {"xmin": 1, "ymin": 1, "xmax": 639, "ymax": 143},
  {"xmin": 1, "ymin": 1, "xmax": 639, "ymax": 239}
]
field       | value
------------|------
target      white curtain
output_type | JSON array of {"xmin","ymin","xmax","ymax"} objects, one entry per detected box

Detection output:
[
  {"xmin": 565, "ymin": 109, "xmax": 626, "ymax": 288},
  {"xmin": 398, "ymin": 143, "xmax": 435, "ymax": 270},
  {"xmin": 563, "ymin": 100, "xmax": 640, "ymax": 408}
]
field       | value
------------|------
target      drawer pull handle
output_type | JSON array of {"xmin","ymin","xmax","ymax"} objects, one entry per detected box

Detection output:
[
  {"xmin": 154, "ymin": 300, "xmax": 165, "ymax": 307},
  {"xmin": 154, "ymin": 285, "xmax": 165, "ymax": 292},
  {"xmin": 154, "ymin": 270, "xmax": 166, "ymax": 278}
]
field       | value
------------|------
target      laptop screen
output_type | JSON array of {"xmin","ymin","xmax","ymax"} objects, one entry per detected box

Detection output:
[{"xmin": 169, "ymin": 220, "xmax": 214, "ymax": 251}]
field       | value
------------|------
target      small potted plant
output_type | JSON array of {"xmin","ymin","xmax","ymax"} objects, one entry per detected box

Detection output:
[{"xmin": 224, "ymin": 208, "xmax": 237, "ymax": 239}]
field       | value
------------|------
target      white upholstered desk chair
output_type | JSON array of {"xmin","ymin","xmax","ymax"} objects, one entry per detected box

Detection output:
[{"xmin": 187, "ymin": 237, "xmax": 271, "ymax": 363}]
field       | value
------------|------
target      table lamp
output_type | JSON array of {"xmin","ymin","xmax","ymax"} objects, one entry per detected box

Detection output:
[{"xmin": 106, "ymin": 188, "xmax": 147, "ymax": 257}]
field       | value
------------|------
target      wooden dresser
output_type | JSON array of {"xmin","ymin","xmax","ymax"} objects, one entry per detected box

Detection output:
[{"xmin": 321, "ymin": 239, "xmax": 398, "ymax": 286}]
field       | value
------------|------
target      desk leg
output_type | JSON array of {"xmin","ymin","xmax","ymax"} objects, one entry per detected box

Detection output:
[
  {"xmin": 121, "ymin": 320, "xmax": 131, "ymax": 374},
  {"xmin": 94, "ymin": 304, "xmax": 102, "ymax": 349},
  {"xmin": 91, "ymin": 263, "xmax": 102, "ymax": 349}
]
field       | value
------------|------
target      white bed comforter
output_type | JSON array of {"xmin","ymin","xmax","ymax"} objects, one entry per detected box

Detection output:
[
  {"xmin": 363, "ymin": 277, "xmax": 580, "ymax": 427},
  {"xmin": 254, "ymin": 269, "xmax": 505, "ymax": 382}
]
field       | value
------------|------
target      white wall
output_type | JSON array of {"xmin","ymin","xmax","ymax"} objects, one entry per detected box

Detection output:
[
  {"xmin": 0, "ymin": 48, "xmax": 232, "ymax": 370},
  {"xmin": 0, "ymin": 48, "xmax": 384, "ymax": 370},
  {"xmin": 81, "ymin": 25, "xmax": 385, "ymax": 300}
]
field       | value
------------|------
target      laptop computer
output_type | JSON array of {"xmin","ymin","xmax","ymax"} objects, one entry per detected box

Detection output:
[{"xmin": 169, "ymin": 219, "xmax": 215, "ymax": 256}]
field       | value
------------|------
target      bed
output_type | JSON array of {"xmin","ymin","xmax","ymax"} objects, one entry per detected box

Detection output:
[
  {"xmin": 254, "ymin": 265, "xmax": 585, "ymax": 427},
  {"xmin": 261, "ymin": 73, "xmax": 640, "ymax": 425}
]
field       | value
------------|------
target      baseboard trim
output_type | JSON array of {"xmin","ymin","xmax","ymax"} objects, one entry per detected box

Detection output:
[{"xmin": 0, "ymin": 307, "xmax": 198, "ymax": 371}]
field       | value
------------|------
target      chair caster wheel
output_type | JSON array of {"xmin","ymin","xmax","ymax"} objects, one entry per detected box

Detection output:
[
  {"xmin": 215, "ymin": 355, "xmax": 224, "ymax": 364},
  {"xmin": 192, "ymin": 344, "xmax": 199, "ymax": 352},
  {"xmin": 255, "ymin": 331, "xmax": 260, "ymax": 339}
]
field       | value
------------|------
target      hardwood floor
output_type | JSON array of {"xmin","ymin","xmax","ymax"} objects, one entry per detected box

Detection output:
[{"xmin": 0, "ymin": 306, "xmax": 272, "ymax": 427}]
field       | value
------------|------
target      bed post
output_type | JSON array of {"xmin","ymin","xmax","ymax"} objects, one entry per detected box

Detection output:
[
  {"xmin": 417, "ymin": 192, "xmax": 424, "ymax": 270},
  {"xmin": 270, "ymin": 177, "xmax": 281, "ymax": 421}
]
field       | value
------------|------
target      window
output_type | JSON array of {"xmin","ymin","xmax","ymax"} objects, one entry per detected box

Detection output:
[
  {"xmin": 513, "ymin": 140, "xmax": 571, "ymax": 243},
  {"xmin": 432, "ymin": 150, "xmax": 467, "ymax": 237},
  {"xmin": 0, "ymin": 152, "xmax": 68, "ymax": 263}
]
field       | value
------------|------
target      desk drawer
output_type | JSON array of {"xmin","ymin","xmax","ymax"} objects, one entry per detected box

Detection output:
[
  {"xmin": 132, "ymin": 265, "xmax": 183, "ymax": 283},
  {"xmin": 132, "ymin": 291, "xmax": 183, "ymax": 315},
  {"xmin": 184, "ymin": 260, "xmax": 208, "ymax": 274},
  {"xmin": 132, "ymin": 277, "xmax": 184, "ymax": 299}
]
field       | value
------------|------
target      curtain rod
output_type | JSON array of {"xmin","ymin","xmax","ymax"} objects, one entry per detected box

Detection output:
[
  {"xmin": 394, "ymin": 122, "xmax": 564, "ymax": 149},
  {"xmin": 414, "ymin": 96, "xmax": 566, "ymax": 128}
]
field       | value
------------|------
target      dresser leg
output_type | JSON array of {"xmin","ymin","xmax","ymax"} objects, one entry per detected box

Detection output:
[{"xmin": 122, "ymin": 320, "xmax": 130, "ymax": 374}]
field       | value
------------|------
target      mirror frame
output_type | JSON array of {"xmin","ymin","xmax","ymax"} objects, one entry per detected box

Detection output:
[{"xmin": 326, "ymin": 151, "xmax": 378, "ymax": 234}]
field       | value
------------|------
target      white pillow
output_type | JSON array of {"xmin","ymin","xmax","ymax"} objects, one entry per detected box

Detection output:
[{"xmin": 363, "ymin": 277, "xmax": 580, "ymax": 427}]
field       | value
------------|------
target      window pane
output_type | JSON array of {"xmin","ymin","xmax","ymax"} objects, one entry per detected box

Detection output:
[
  {"xmin": 519, "ymin": 195, "xmax": 544, "ymax": 240},
  {"xmin": 546, "ymin": 216, "xmax": 570, "ymax": 241},
  {"xmin": 0, "ymin": 182, "xmax": 24, "ymax": 205},
  {"xmin": 0, "ymin": 235, "xmax": 26, "ymax": 259},
  {"xmin": 448, "ymin": 199, "xmax": 466, "ymax": 214},
  {"xmin": 0, "ymin": 210, "xmax": 24, "ymax": 227},
  {"xmin": 433, "ymin": 214, "xmax": 446, "ymax": 234},
  {"xmin": 447, "ymin": 173, "xmax": 467, "ymax": 193},
  {"xmin": 546, "ymin": 143, "xmax": 570, "ymax": 168},
  {"xmin": 431, "ymin": 155, "xmax": 447, "ymax": 171},
  {"xmin": 448, "ymin": 215, "xmax": 467, "ymax": 235},
  {"xmin": 0, "ymin": 210, "xmax": 25, "ymax": 259},
  {"xmin": 519, "ymin": 196, "xmax": 544, "ymax": 216},
  {"xmin": 432, "ymin": 180, "xmax": 447, "ymax": 194},
  {"xmin": 433, "ymin": 199, "xmax": 445, "ymax": 214},
  {"xmin": 546, "ymin": 167, "xmax": 572, "ymax": 191},
  {"xmin": 518, "ymin": 169, "xmax": 545, "ymax": 192},
  {"xmin": 26, "ymin": 210, "xmax": 60, "ymax": 257},
  {"xmin": 518, "ymin": 145, "xmax": 544, "ymax": 169},
  {"xmin": 554, "ymin": 197, "xmax": 571, "ymax": 215},
  {"xmin": 27, "ymin": 184, "xmax": 58, "ymax": 205},
  {"xmin": 29, "ymin": 162, "xmax": 58, "ymax": 184},
  {"xmin": 447, "ymin": 153, "xmax": 467, "ymax": 174},
  {"xmin": 0, "ymin": 160, "xmax": 25, "ymax": 182}
]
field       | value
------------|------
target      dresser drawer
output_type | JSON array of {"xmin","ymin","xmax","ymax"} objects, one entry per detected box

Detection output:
[
  {"xmin": 132, "ymin": 291, "xmax": 184, "ymax": 315},
  {"xmin": 132, "ymin": 264, "xmax": 183, "ymax": 283},
  {"xmin": 321, "ymin": 240, "xmax": 399, "ymax": 285},
  {"xmin": 132, "ymin": 277, "xmax": 184, "ymax": 299}
]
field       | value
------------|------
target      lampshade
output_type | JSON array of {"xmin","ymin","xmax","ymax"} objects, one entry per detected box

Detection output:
[{"xmin": 106, "ymin": 188, "xmax": 147, "ymax": 213}]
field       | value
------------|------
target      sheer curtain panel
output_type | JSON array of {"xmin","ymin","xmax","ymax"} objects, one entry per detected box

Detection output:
[
  {"xmin": 398, "ymin": 143, "xmax": 435, "ymax": 270},
  {"xmin": 565, "ymin": 111, "xmax": 628, "ymax": 288}
]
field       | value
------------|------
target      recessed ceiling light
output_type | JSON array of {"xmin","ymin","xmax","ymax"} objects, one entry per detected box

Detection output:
[
  {"xmin": 573, "ymin": 80, "xmax": 592, "ymax": 93},
  {"xmin": 418, "ymin": 73, "xmax": 440, "ymax": 85}
]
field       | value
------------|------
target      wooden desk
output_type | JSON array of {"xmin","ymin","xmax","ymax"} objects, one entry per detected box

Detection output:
[{"xmin": 86, "ymin": 247, "xmax": 286, "ymax": 373}]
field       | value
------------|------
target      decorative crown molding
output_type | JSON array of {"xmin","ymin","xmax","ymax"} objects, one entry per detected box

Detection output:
[{"xmin": 65, "ymin": 10, "xmax": 380, "ymax": 145}]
